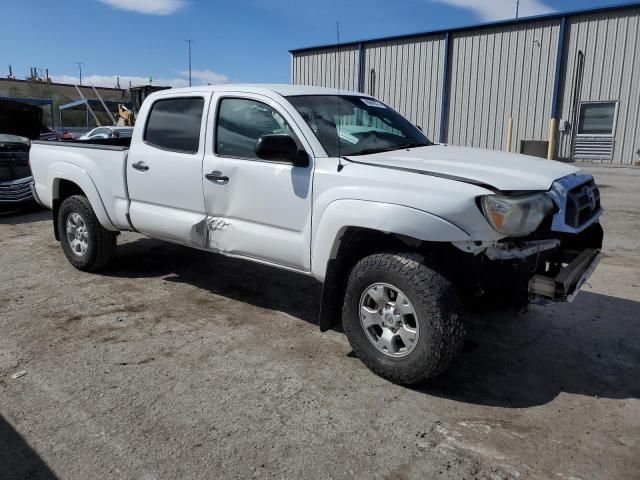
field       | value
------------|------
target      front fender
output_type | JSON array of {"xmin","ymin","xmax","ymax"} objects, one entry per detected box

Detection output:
[
  {"xmin": 311, "ymin": 199, "xmax": 471, "ymax": 281},
  {"xmin": 49, "ymin": 162, "xmax": 117, "ymax": 231}
]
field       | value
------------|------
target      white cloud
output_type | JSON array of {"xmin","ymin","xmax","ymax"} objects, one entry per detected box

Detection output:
[
  {"xmin": 97, "ymin": 0, "xmax": 187, "ymax": 15},
  {"xmin": 51, "ymin": 70, "xmax": 229, "ymax": 89},
  {"xmin": 431, "ymin": 0, "xmax": 555, "ymax": 21},
  {"xmin": 186, "ymin": 69, "xmax": 230, "ymax": 85}
]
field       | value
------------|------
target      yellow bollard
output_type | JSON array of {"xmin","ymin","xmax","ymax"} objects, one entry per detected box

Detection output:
[{"xmin": 547, "ymin": 118, "xmax": 557, "ymax": 160}]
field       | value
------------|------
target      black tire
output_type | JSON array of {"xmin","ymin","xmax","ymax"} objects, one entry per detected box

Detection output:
[
  {"xmin": 342, "ymin": 252, "xmax": 464, "ymax": 385},
  {"xmin": 57, "ymin": 195, "xmax": 117, "ymax": 272}
]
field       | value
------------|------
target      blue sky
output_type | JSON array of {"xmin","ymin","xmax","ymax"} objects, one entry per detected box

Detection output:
[{"xmin": 1, "ymin": 0, "xmax": 636, "ymax": 88}]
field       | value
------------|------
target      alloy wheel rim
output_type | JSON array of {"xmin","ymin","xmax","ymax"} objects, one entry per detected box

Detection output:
[
  {"xmin": 359, "ymin": 282, "xmax": 419, "ymax": 357},
  {"xmin": 66, "ymin": 212, "xmax": 89, "ymax": 257}
]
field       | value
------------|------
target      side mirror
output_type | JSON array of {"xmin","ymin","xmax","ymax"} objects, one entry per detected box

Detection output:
[{"xmin": 255, "ymin": 134, "xmax": 307, "ymax": 166}]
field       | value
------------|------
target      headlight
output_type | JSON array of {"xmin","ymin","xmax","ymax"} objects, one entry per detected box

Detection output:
[{"xmin": 480, "ymin": 193, "xmax": 554, "ymax": 236}]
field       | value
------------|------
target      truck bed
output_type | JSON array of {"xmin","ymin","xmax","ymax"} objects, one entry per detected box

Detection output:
[
  {"xmin": 30, "ymin": 139, "xmax": 132, "ymax": 231},
  {"xmin": 32, "ymin": 136, "xmax": 131, "ymax": 150}
]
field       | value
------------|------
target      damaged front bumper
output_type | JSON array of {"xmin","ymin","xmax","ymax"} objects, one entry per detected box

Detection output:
[
  {"xmin": 528, "ymin": 248, "xmax": 601, "ymax": 303},
  {"xmin": 449, "ymin": 222, "xmax": 603, "ymax": 310}
]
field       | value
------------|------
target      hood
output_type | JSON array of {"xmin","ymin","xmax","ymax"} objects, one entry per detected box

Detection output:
[
  {"xmin": 0, "ymin": 134, "xmax": 30, "ymax": 145},
  {"xmin": 0, "ymin": 100, "xmax": 43, "ymax": 140},
  {"xmin": 349, "ymin": 145, "xmax": 580, "ymax": 192}
]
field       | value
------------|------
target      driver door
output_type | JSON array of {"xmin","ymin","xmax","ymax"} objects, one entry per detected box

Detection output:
[{"xmin": 202, "ymin": 93, "xmax": 314, "ymax": 271}]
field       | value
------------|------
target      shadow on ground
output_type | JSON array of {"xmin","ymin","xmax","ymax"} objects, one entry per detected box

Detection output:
[
  {"xmin": 422, "ymin": 291, "xmax": 640, "ymax": 407},
  {"xmin": 0, "ymin": 415, "xmax": 58, "ymax": 480},
  {"xmin": 104, "ymin": 237, "xmax": 322, "ymax": 326},
  {"xmin": 0, "ymin": 205, "xmax": 49, "ymax": 225},
  {"xmin": 104, "ymin": 238, "xmax": 640, "ymax": 407}
]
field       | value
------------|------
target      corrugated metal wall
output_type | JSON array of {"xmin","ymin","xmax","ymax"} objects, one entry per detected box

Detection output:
[
  {"xmin": 291, "ymin": 45, "xmax": 359, "ymax": 91},
  {"xmin": 362, "ymin": 35, "xmax": 446, "ymax": 142},
  {"xmin": 558, "ymin": 9, "xmax": 640, "ymax": 165},
  {"xmin": 291, "ymin": 6, "xmax": 640, "ymax": 165},
  {"xmin": 447, "ymin": 20, "xmax": 560, "ymax": 151}
]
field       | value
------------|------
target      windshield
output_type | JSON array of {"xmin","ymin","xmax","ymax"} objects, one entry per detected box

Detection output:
[{"xmin": 287, "ymin": 95, "xmax": 431, "ymax": 157}]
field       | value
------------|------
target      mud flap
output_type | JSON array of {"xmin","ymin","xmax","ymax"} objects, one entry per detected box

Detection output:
[
  {"xmin": 52, "ymin": 202, "xmax": 60, "ymax": 241},
  {"xmin": 319, "ymin": 259, "xmax": 344, "ymax": 331}
]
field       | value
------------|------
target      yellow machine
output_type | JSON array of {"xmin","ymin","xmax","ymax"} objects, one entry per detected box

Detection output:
[
  {"xmin": 116, "ymin": 104, "xmax": 135, "ymax": 127},
  {"xmin": 116, "ymin": 86, "xmax": 171, "ymax": 126}
]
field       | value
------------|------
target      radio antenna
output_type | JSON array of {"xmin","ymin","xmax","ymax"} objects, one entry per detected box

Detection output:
[
  {"xmin": 336, "ymin": 20, "xmax": 343, "ymax": 168},
  {"xmin": 336, "ymin": 20, "xmax": 341, "ymax": 91}
]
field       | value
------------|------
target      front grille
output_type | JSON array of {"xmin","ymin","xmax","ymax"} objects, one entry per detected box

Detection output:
[
  {"xmin": 0, "ymin": 177, "xmax": 33, "ymax": 203},
  {"xmin": 0, "ymin": 145, "xmax": 31, "ymax": 181},
  {"xmin": 565, "ymin": 180, "xmax": 601, "ymax": 229}
]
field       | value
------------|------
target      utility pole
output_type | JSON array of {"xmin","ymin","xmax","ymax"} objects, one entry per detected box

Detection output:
[
  {"xmin": 515, "ymin": 0, "xmax": 520, "ymax": 19},
  {"xmin": 75, "ymin": 61, "xmax": 84, "ymax": 85},
  {"xmin": 185, "ymin": 39, "xmax": 194, "ymax": 86}
]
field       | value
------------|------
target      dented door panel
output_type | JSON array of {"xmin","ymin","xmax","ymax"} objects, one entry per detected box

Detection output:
[{"xmin": 201, "ymin": 92, "xmax": 314, "ymax": 270}]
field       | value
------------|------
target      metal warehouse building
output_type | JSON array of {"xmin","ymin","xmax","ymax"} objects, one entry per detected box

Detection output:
[{"xmin": 290, "ymin": 3, "xmax": 640, "ymax": 165}]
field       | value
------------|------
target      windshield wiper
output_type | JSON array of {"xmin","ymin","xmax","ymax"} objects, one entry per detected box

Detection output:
[
  {"xmin": 350, "ymin": 142, "xmax": 430, "ymax": 156},
  {"xmin": 350, "ymin": 147, "xmax": 394, "ymax": 156},
  {"xmin": 393, "ymin": 142, "xmax": 431, "ymax": 150}
]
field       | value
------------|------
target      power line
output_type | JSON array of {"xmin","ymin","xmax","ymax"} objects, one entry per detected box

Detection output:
[{"xmin": 185, "ymin": 39, "xmax": 194, "ymax": 86}]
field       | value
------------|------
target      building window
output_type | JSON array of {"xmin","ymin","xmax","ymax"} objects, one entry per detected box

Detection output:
[{"xmin": 577, "ymin": 101, "xmax": 618, "ymax": 136}]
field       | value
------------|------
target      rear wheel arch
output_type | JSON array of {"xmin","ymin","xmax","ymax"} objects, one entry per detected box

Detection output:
[
  {"xmin": 52, "ymin": 179, "xmax": 86, "ymax": 240},
  {"xmin": 49, "ymin": 172, "xmax": 116, "ymax": 239}
]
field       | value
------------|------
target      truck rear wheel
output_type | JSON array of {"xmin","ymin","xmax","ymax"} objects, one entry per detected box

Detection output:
[
  {"xmin": 58, "ymin": 195, "xmax": 117, "ymax": 272},
  {"xmin": 342, "ymin": 252, "xmax": 464, "ymax": 384}
]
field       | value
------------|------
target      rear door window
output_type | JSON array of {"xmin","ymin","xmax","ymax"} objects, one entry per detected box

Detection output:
[{"xmin": 144, "ymin": 97, "xmax": 204, "ymax": 153}]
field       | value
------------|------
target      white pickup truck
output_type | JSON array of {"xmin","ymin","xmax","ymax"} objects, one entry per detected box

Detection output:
[{"xmin": 29, "ymin": 84, "xmax": 603, "ymax": 384}]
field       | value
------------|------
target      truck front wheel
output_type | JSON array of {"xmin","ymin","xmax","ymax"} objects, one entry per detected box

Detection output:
[
  {"xmin": 342, "ymin": 252, "xmax": 464, "ymax": 384},
  {"xmin": 57, "ymin": 195, "xmax": 117, "ymax": 272}
]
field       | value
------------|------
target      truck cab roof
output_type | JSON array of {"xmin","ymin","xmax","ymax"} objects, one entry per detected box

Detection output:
[{"xmin": 150, "ymin": 84, "xmax": 368, "ymax": 98}]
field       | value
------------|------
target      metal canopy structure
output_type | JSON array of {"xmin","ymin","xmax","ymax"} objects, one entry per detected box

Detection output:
[
  {"xmin": 0, "ymin": 96, "xmax": 55, "ymax": 128},
  {"xmin": 58, "ymin": 97, "xmax": 132, "ymax": 130}
]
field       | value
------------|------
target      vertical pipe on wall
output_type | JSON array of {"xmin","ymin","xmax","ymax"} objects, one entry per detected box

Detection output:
[
  {"xmin": 357, "ymin": 43, "xmax": 365, "ymax": 93},
  {"xmin": 547, "ymin": 118, "xmax": 558, "ymax": 159},
  {"xmin": 290, "ymin": 53, "xmax": 294, "ymax": 84},
  {"xmin": 506, "ymin": 117, "xmax": 513, "ymax": 152},
  {"xmin": 548, "ymin": 16, "xmax": 567, "ymax": 159},
  {"xmin": 438, "ymin": 32, "xmax": 451, "ymax": 144}
]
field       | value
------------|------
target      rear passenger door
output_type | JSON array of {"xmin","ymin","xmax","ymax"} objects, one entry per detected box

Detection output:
[{"xmin": 127, "ymin": 93, "xmax": 210, "ymax": 245}]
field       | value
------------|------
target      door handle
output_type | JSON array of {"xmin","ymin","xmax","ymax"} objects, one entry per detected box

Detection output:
[
  {"xmin": 205, "ymin": 171, "xmax": 229, "ymax": 183},
  {"xmin": 132, "ymin": 161, "xmax": 149, "ymax": 172}
]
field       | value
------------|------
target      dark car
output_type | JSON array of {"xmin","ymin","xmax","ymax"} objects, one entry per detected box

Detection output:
[
  {"xmin": 0, "ymin": 100, "xmax": 43, "ymax": 210},
  {"xmin": 0, "ymin": 134, "xmax": 32, "ymax": 209}
]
